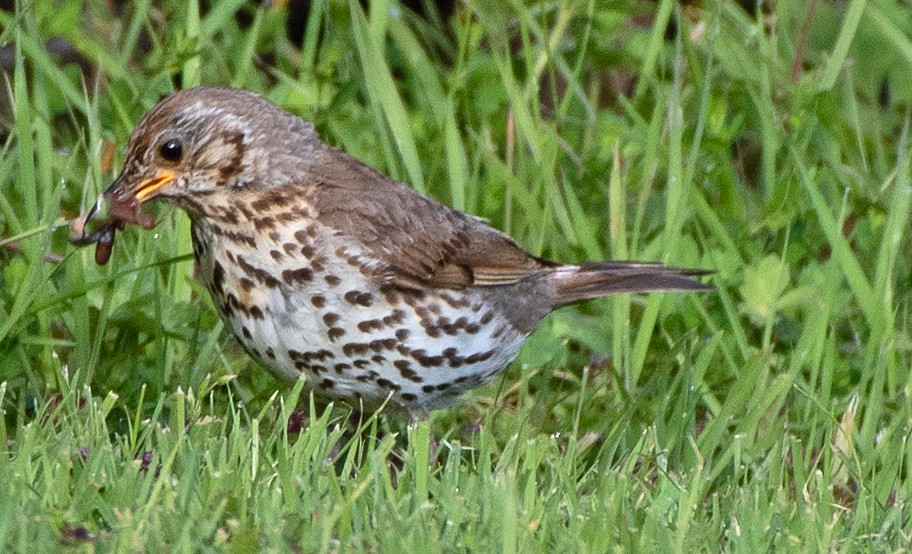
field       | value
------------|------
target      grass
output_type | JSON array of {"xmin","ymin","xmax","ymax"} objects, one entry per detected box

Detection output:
[{"xmin": 1, "ymin": 0, "xmax": 911, "ymax": 550}]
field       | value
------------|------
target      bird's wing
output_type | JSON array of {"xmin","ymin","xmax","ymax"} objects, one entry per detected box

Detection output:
[{"xmin": 305, "ymin": 148, "xmax": 552, "ymax": 290}]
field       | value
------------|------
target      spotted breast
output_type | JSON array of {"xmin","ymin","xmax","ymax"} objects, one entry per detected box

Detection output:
[{"xmin": 189, "ymin": 191, "xmax": 530, "ymax": 417}]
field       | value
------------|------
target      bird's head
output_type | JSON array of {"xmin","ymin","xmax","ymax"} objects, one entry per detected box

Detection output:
[
  {"xmin": 102, "ymin": 86, "xmax": 318, "ymax": 219},
  {"xmin": 71, "ymin": 87, "xmax": 320, "ymax": 263}
]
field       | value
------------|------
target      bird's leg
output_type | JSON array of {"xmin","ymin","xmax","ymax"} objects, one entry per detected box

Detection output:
[{"xmin": 407, "ymin": 410, "xmax": 439, "ymax": 467}]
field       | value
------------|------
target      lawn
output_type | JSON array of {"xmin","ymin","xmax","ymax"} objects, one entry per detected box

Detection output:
[{"xmin": 1, "ymin": 0, "xmax": 911, "ymax": 550}]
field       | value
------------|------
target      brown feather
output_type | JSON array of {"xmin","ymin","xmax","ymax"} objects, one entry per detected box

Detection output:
[
  {"xmin": 549, "ymin": 262, "xmax": 713, "ymax": 306},
  {"xmin": 305, "ymin": 148, "xmax": 549, "ymax": 290}
]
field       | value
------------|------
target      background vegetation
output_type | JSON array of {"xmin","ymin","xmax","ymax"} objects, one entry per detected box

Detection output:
[{"xmin": 1, "ymin": 0, "xmax": 911, "ymax": 550}]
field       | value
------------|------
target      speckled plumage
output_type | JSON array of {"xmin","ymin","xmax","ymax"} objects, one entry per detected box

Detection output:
[{"xmin": 90, "ymin": 86, "xmax": 710, "ymax": 419}]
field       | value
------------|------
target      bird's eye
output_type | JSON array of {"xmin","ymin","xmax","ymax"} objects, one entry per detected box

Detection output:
[{"xmin": 159, "ymin": 139, "xmax": 183, "ymax": 162}]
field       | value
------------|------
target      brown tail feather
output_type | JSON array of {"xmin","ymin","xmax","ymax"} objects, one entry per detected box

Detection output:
[{"xmin": 550, "ymin": 262, "xmax": 713, "ymax": 306}]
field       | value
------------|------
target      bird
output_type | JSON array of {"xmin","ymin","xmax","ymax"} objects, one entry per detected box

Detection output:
[{"xmin": 71, "ymin": 86, "xmax": 711, "ymax": 421}]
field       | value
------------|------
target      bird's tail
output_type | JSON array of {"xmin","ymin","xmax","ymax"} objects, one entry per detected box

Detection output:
[{"xmin": 549, "ymin": 262, "xmax": 712, "ymax": 307}]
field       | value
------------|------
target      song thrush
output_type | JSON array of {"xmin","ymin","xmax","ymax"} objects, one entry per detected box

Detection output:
[{"xmin": 72, "ymin": 87, "xmax": 710, "ymax": 420}]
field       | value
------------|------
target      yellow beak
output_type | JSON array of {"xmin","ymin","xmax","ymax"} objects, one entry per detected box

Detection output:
[{"xmin": 134, "ymin": 171, "xmax": 176, "ymax": 202}]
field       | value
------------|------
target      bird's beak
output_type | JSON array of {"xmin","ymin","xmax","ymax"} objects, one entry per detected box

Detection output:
[
  {"xmin": 134, "ymin": 171, "xmax": 175, "ymax": 202},
  {"xmin": 105, "ymin": 170, "xmax": 175, "ymax": 204},
  {"xmin": 101, "ymin": 170, "xmax": 175, "ymax": 229}
]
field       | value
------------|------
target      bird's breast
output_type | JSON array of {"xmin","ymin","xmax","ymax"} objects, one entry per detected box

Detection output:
[{"xmin": 189, "ymin": 210, "xmax": 530, "ymax": 412}]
